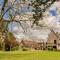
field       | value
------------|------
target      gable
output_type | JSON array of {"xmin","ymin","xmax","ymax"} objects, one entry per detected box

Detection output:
[{"xmin": 47, "ymin": 30, "xmax": 58, "ymax": 43}]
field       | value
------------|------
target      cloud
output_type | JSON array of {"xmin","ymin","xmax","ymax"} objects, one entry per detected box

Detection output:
[{"xmin": 10, "ymin": 1, "xmax": 60, "ymax": 41}]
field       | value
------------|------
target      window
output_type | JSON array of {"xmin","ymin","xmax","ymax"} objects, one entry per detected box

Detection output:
[
  {"xmin": 54, "ymin": 40, "xmax": 56, "ymax": 44},
  {"xmin": 53, "ymin": 46, "xmax": 56, "ymax": 49}
]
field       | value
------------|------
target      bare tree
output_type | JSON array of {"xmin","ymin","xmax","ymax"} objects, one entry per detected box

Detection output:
[
  {"xmin": 31, "ymin": 0, "xmax": 56, "ymax": 27},
  {"xmin": 0, "ymin": 0, "xmax": 57, "ymax": 50}
]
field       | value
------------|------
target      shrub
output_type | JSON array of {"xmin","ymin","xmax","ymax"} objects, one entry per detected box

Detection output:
[
  {"xmin": 22, "ymin": 48, "xmax": 28, "ymax": 51},
  {"xmin": 11, "ymin": 46, "xmax": 19, "ymax": 51},
  {"xmin": 48, "ymin": 47, "xmax": 53, "ymax": 51}
]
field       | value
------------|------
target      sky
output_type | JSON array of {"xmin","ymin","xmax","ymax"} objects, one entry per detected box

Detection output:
[
  {"xmin": 14, "ymin": 1, "xmax": 60, "ymax": 41},
  {"xmin": 0, "ymin": 0, "xmax": 60, "ymax": 41}
]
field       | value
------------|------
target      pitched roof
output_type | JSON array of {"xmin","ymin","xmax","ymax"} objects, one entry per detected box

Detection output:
[
  {"xmin": 50, "ymin": 29, "xmax": 59, "ymax": 38},
  {"xmin": 20, "ymin": 40, "xmax": 43, "ymax": 48}
]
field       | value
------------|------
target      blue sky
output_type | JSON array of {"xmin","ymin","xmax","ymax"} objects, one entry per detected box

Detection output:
[
  {"xmin": 0, "ymin": 0, "xmax": 32, "ymax": 20},
  {"xmin": 49, "ymin": 5, "xmax": 57, "ymax": 16},
  {"xmin": 0, "ymin": 0, "xmax": 4, "ymax": 5},
  {"xmin": 0, "ymin": 0, "xmax": 60, "ymax": 40},
  {"xmin": 0, "ymin": 0, "xmax": 60, "ymax": 29},
  {"xmin": 0, "ymin": 0, "xmax": 9, "ymax": 19},
  {"xmin": 0, "ymin": 0, "xmax": 58, "ymax": 20},
  {"xmin": 0, "ymin": 0, "xmax": 59, "ymax": 16}
]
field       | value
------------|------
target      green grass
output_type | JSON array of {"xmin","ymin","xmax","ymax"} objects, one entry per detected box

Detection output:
[{"xmin": 0, "ymin": 50, "xmax": 60, "ymax": 60}]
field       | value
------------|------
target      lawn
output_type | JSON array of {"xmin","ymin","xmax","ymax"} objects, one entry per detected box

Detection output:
[{"xmin": 0, "ymin": 50, "xmax": 60, "ymax": 60}]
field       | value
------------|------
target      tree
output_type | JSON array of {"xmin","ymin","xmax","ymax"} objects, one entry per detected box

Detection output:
[
  {"xmin": 5, "ymin": 32, "xmax": 19, "ymax": 51},
  {"xmin": 0, "ymin": 0, "xmax": 22, "ymax": 50},
  {"xmin": 0, "ymin": 0, "xmax": 56, "ymax": 51},
  {"xmin": 31, "ymin": 0, "xmax": 56, "ymax": 27}
]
